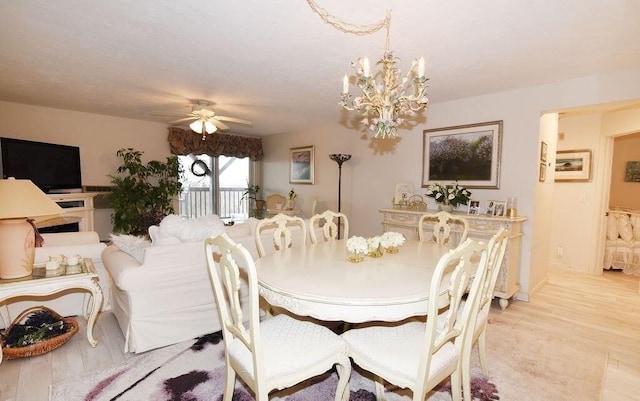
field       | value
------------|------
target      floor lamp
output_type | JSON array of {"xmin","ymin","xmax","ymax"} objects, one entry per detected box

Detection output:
[{"xmin": 329, "ymin": 154, "xmax": 351, "ymax": 239}]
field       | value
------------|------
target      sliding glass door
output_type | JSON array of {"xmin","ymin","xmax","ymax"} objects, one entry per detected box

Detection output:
[{"xmin": 178, "ymin": 155, "xmax": 255, "ymax": 222}]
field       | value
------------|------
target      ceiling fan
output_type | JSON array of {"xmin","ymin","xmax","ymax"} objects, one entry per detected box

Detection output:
[{"xmin": 151, "ymin": 100, "xmax": 252, "ymax": 140}]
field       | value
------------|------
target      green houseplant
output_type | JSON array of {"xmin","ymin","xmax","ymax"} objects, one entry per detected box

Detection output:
[
  {"xmin": 109, "ymin": 148, "xmax": 183, "ymax": 235},
  {"xmin": 241, "ymin": 184, "xmax": 264, "ymax": 217}
]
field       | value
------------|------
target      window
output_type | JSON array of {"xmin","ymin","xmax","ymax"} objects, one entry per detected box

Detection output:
[{"xmin": 178, "ymin": 155, "xmax": 255, "ymax": 222}]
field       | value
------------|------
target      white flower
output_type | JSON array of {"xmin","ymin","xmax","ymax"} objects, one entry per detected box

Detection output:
[
  {"xmin": 425, "ymin": 182, "xmax": 472, "ymax": 207},
  {"xmin": 367, "ymin": 235, "xmax": 382, "ymax": 252},
  {"xmin": 380, "ymin": 231, "xmax": 405, "ymax": 248},
  {"xmin": 346, "ymin": 236, "xmax": 368, "ymax": 254}
]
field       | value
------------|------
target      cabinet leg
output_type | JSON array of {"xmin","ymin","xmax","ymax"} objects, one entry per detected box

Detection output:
[{"xmin": 499, "ymin": 298, "xmax": 509, "ymax": 310}]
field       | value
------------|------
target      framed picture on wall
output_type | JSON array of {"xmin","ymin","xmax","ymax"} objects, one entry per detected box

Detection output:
[
  {"xmin": 540, "ymin": 141, "xmax": 548, "ymax": 162},
  {"xmin": 539, "ymin": 162, "xmax": 546, "ymax": 182},
  {"xmin": 422, "ymin": 120, "xmax": 503, "ymax": 189},
  {"xmin": 289, "ymin": 146, "xmax": 315, "ymax": 184},
  {"xmin": 624, "ymin": 161, "xmax": 640, "ymax": 182},
  {"xmin": 555, "ymin": 149, "xmax": 592, "ymax": 182}
]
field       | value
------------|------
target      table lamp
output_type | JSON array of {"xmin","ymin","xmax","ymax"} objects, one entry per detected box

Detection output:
[{"xmin": 0, "ymin": 178, "xmax": 63, "ymax": 279}]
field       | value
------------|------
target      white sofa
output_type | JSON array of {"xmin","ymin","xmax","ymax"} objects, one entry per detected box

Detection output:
[
  {"xmin": 2, "ymin": 231, "xmax": 108, "ymax": 329},
  {"xmin": 102, "ymin": 215, "xmax": 313, "ymax": 353},
  {"xmin": 604, "ymin": 209, "xmax": 640, "ymax": 275}
]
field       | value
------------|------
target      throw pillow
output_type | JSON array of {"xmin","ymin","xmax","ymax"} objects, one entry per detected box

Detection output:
[
  {"xmin": 616, "ymin": 213, "xmax": 633, "ymax": 242},
  {"xmin": 606, "ymin": 213, "xmax": 619, "ymax": 240},
  {"xmin": 110, "ymin": 234, "xmax": 151, "ymax": 263},
  {"xmin": 158, "ymin": 214, "xmax": 226, "ymax": 243}
]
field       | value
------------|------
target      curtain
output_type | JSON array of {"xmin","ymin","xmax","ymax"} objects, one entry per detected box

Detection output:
[{"xmin": 167, "ymin": 127, "xmax": 263, "ymax": 161}]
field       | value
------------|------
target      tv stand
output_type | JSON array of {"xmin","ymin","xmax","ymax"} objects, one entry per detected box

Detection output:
[{"xmin": 34, "ymin": 193, "xmax": 97, "ymax": 232}]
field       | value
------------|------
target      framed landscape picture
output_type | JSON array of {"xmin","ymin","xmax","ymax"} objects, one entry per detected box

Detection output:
[
  {"xmin": 422, "ymin": 120, "xmax": 503, "ymax": 189},
  {"xmin": 289, "ymin": 146, "xmax": 314, "ymax": 184},
  {"xmin": 555, "ymin": 149, "xmax": 592, "ymax": 182}
]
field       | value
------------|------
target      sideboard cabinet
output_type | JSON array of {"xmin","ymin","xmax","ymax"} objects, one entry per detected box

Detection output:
[{"xmin": 379, "ymin": 208, "xmax": 527, "ymax": 309}]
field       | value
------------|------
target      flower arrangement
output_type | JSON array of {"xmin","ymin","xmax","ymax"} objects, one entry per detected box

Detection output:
[
  {"xmin": 425, "ymin": 181, "xmax": 472, "ymax": 207},
  {"xmin": 367, "ymin": 236, "xmax": 383, "ymax": 257},
  {"xmin": 380, "ymin": 231, "xmax": 405, "ymax": 249},
  {"xmin": 288, "ymin": 189, "xmax": 297, "ymax": 201},
  {"xmin": 346, "ymin": 236, "xmax": 368, "ymax": 262}
]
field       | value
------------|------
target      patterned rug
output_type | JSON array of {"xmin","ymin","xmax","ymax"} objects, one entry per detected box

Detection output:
[{"xmin": 50, "ymin": 331, "xmax": 499, "ymax": 401}]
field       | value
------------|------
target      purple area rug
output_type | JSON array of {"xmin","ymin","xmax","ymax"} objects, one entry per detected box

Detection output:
[{"xmin": 50, "ymin": 332, "xmax": 498, "ymax": 401}]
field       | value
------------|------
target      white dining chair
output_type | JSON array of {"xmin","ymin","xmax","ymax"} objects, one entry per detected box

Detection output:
[
  {"xmin": 341, "ymin": 238, "xmax": 490, "ymax": 401},
  {"xmin": 458, "ymin": 228, "xmax": 509, "ymax": 400},
  {"xmin": 418, "ymin": 211, "xmax": 470, "ymax": 246},
  {"xmin": 204, "ymin": 234, "xmax": 351, "ymax": 401},
  {"xmin": 255, "ymin": 213, "xmax": 307, "ymax": 258},
  {"xmin": 308, "ymin": 210, "xmax": 349, "ymax": 243}
]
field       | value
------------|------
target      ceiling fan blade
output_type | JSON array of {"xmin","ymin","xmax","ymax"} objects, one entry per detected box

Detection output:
[
  {"xmin": 169, "ymin": 116, "xmax": 197, "ymax": 124},
  {"xmin": 215, "ymin": 116, "xmax": 253, "ymax": 126},
  {"xmin": 211, "ymin": 119, "xmax": 230, "ymax": 131},
  {"xmin": 150, "ymin": 112, "xmax": 193, "ymax": 118}
]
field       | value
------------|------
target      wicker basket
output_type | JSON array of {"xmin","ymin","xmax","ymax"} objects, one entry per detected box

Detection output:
[{"xmin": 0, "ymin": 306, "xmax": 78, "ymax": 360}]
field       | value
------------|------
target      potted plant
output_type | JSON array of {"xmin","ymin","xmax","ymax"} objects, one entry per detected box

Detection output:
[
  {"xmin": 241, "ymin": 184, "xmax": 265, "ymax": 215},
  {"xmin": 109, "ymin": 148, "xmax": 183, "ymax": 235},
  {"xmin": 424, "ymin": 181, "xmax": 472, "ymax": 212}
]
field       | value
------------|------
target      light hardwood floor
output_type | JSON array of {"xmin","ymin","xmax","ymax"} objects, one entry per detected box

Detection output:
[{"xmin": 1, "ymin": 268, "xmax": 639, "ymax": 401}]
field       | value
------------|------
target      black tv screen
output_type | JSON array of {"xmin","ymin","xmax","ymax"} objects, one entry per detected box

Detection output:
[{"xmin": 0, "ymin": 137, "xmax": 82, "ymax": 193}]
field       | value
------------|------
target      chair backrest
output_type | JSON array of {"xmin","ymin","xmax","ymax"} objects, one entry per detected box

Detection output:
[
  {"xmin": 418, "ymin": 238, "xmax": 489, "ymax": 386},
  {"xmin": 255, "ymin": 213, "xmax": 307, "ymax": 257},
  {"xmin": 204, "ymin": 234, "xmax": 265, "ymax": 387},
  {"xmin": 265, "ymin": 194, "xmax": 287, "ymax": 210},
  {"xmin": 418, "ymin": 211, "xmax": 470, "ymax": 246},
  {"xmin": 308, "ymin": 210, "xmax": 349, "ymax": 243},
  {"xmin": 473, "ymin": 228, "xmax": 509, "ymax": 334}
]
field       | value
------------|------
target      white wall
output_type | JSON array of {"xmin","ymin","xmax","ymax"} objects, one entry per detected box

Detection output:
[
  {"xmin": 549, "ymin": 114, "xmax": 603, "ymax": 272},
  {"xmin": 263, "ymin": 67, "xmax": 640, "ymax": 300},
  {"xmin": 0, "ymin": 101, "xmax": 170, "ymax": 240}
]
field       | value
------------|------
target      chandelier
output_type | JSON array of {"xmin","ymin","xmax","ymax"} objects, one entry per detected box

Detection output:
[{"xmin": 307, "ymin": 2, "xmax": 429, "ymax": 138}]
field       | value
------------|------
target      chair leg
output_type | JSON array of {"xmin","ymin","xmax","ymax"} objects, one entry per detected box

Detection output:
[
  {"xmin": 334, "ymin": 359, "xmax": 352, "ymax": 401},
  {"xmin": 450, "ymin": 369, "xmax": 462, "ymax": 401},
  {"xmin": 223, "ymin": 367, "xmax": 236, "ymax": 401},
  {"xmin": 478, "ymin": 330, "xmax": 489, "ymax": 375},
  {"xmin": 461, "ymin": 337, "xmax": 474, "ymax": 401},
  {"xmin": 374, "ymin": 380, "xmax": 386, "ymax": 401}
]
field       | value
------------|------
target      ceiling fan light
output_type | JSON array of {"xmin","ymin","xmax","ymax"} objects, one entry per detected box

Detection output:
[
  {"xmin": 204, "ymin": 121, "xmax": 217, "ymax": 134},
  {"xmin": 189, "ymin": 120, "xmax": 217, "ymax": 134}
]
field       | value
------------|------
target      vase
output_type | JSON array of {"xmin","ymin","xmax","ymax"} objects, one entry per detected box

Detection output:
[
  {"xmin": 438, "ymin": 204, "xmax": 455, "ymax": 212},
  {"xmin": 385, "ymin": 246, "xmax": 400, "ymax": 254},
  {"xmin": 368, "ymin": 246, "xmax": 383, "ymax": 258},
  {"xmin": 347, "ymin": 251, "xmax": 365, "ymax": 263}
]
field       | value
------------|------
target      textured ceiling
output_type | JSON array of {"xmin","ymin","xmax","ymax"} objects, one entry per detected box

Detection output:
[{"xmin": 1, "ymin": 1, "xmax": 639, "ymax": 136}]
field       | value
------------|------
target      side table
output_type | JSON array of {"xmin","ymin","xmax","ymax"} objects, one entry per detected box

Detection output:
[{"xmin": 0, "ymin": 258, "xmax": 103, "ymax": 364}]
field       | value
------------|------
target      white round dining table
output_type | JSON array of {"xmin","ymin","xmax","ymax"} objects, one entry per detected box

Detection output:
[{"xmin": 256, "ymin": 239, "xmax": 451, "ymax": 323}]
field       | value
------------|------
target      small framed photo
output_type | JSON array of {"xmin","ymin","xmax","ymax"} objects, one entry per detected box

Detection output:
[
  {"xmin": 467, "ymin": 200, "xmax": 480, "ymax": 215},
  {"xmin": 539, "ymin": 162, "xmax": 546, "ymax": 182},
  {"xmin": 493, "ymin": 200, "xmax": 507, "ymax": 217},
  {"xmin": 540, "ymin": 141, "xmax": 548, "ymax": 162},
  {"xmin": 289, "ymin": 146, "xmax": 314, "ymax": 184},
  {"xmin": 485, "ymin": 200, "xmax": 496, "ymax": 216}
]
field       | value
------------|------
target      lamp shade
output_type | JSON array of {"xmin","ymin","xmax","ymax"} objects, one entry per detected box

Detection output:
[
  {"xmin": 189, "ymin": 120, "xmax": 217, "ymax": 134},
  {"xmin": 0, "ymin": 178, "xmax": 63, "ymax": 219},
  {"xmin": 0, "ymin": 178, "xmax": 63, "ymax": 279}
]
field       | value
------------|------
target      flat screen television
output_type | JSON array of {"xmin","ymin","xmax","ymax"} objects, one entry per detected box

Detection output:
[{"xmin": 0, "ymin": 137, "xmax": 82, "ymax": 194}]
